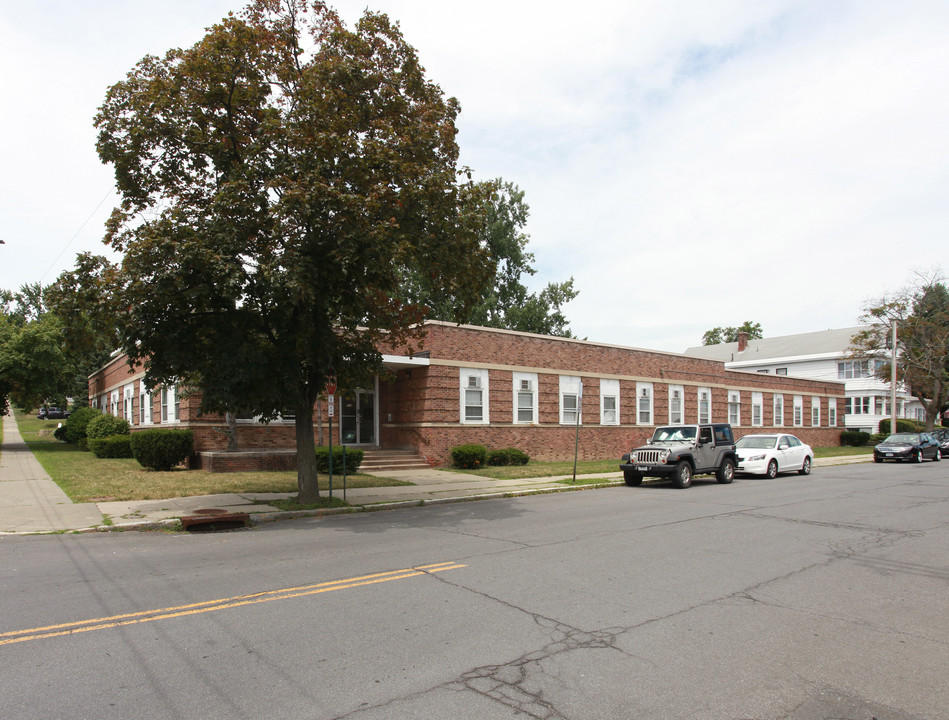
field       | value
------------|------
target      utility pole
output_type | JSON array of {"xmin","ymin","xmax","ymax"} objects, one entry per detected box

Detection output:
[{"xmin": 890, "ymin": 319, "xmax": 898, "ymax": 434}]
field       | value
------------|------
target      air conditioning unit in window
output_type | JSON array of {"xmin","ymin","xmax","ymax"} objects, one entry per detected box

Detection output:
[
  {"xmin": 468, "ymin": 376, "xmax": 481, "ymax": 388},
  {"xmin": 520, "ymin": 379, "xmax": 532, "ymax": 391}
]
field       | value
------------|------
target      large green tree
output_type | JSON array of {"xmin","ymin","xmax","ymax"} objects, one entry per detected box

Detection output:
[
  {"xmin": 93, "ymin": 0, "xmax": 492, "ymax": 502},
  {"xmin": 850, "ymin": 272, "xmax": 949, "ymax": 431}
]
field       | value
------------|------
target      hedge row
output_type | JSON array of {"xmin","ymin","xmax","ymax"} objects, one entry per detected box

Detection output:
[
  {"xmin": 451, "ymin": 444, "xmax": 530, "ymax": 469},
  {"xmin": 130, "ymin": 429, "xmax": 194, "ymax": 471},
  {"xmin": 315, "ymin": 446, "xmax": 363, "ymax": 473},
  {"xmin": 88, "ymin": 435, "xmax": 134, "ymax": 459}
]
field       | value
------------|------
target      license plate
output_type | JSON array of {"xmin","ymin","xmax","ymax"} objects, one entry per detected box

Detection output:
[{"xmin": 636, "ymin": 466, "xmax": 649, "ymax": 472}]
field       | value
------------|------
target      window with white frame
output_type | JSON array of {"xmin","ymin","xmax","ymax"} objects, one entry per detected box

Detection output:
[
  {"xmin": 139, "ymin": 385, "xmax": 153, "ymax": 425},
  {"xmin": 828, "ymin": 398, "xmax": 837, "ymax": 427},
  {"xmin": 513, "ymin": 372, "xmax": 538, "ymax": 424},
  {"xmin": 811, "ymin": 397, "xmax": 820, "ymax": 426},
  {"xmin": 727, "ymin": 390, "xmax": 741, "ymax": 425},
  {"xmin": 636, "ymin": 382, "xmax": 653, "ymax": 425},
  {"xmin": 697, "ymin": 387, "xmax": 711, "ymax": 424},
  {"xmin": 752, "ymin": 392, "xmax": 763, "ymax": 426},
  {"xmin": 668, "ymin": 385, "xmax": 684, "ymax": 424},
  {"xmin": 460, "ymin": 368, "xmax": 489, "ymax": 424},
  {"xmin": 773, "ymin": 394, "xmax": 784, "ymax": 427},
  {"xmin": 110, "ymin": 390, "xmax": 120, "ymax": 417},
  {"xmin": 161, "ymin": 385, "xmax": 179, "ymax": 423},
  {"xmin": 600, "ymin": 379, "xmax": 619, "ymax": 425},
  {"xmin": 123, "ymin": 384, "xmax": 135, "ymax": 424},
  {"xmin": 560, "ymin": 375, "xmax": 582, "ymax": 425},
  {"xmin": 793, "ymin": 395, "xmax": 803, "ymax": 426}
]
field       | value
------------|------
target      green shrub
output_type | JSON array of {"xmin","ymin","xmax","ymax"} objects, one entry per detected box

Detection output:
[
  {"xmin": 487, "ymin": 448, "xmax": 530, "ymax": 466},
  {"xmin": 451, "ymin": 444, "xmax": 488, "ymax": 469},
  {"xmin": 840, "ymin": 430, "xmax": 871, "ymax": 447},
  {"xmin": 62, "ymin": 406, "xmax": 102, "ymax": 444},
  {"xmin": 53, "ymin": 425, "xmax": 68, "ymax": 442},
  {"xmin": 878, "ymin": 418, "xmax": 924, "ymax": 434},
  {"xmin": 868, "ymin": 433, "xmax": 888, "ymax": 446},
  {"xmin": 315, "ymin": 446, "xmax": 363, "ymax": 473},
  {"xmin": 130, "ymin": 429, "xmax": 194, "ymax": 470},
  {"xmin": 88, "ymin": 434, "xmax": 134, "ymax": 459},
  {"xmin": 86, "ymin": 414, "xmax": 131, "ymax": 440}
]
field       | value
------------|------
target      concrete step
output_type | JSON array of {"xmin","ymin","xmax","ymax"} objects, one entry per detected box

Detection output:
[{"xmin": 359, "ymin": 449, "xmax": 430, "ymax": 471}]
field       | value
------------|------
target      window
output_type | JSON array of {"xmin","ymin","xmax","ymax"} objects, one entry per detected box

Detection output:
[
  {"xmin": 752, "ymin": 392, "xmax": 763, "ymax": 426},
  {"xmin": 793, "ymin": 395, "xmax": 803, "ymax": 426},
  {"xmin": 139, "ymin": 385, "xmax": 153, "ymax": 425},
  {"xmin": 636, "ymin": 382, "xmax": 653, "ymax": 425},
  {"xmin": 513, "ymin": 372, "xmax": 538, "ymax": 424},
  {"xmin": 811, "ymin": 397, "xmax": 820, "ymax": 427},
  {"xmin": 828, "ymin": 398, "xmax": 837, "ymax": 427},
  {"xmin": 600, "ymin": 379, "xmax": 619, "ymax": 425},
  {"xmin": 773, "ymin": 394, "xmax": 784, "ymax": 427},
  {"xmin": 123, "ymin": 384, "xmax": 135, "ymax": 424},
  {"xmin": 848, "ymin": 396, "xmax": 871, "ymax": 415},
  {"xmin": 668, "ymin": 385, "xmax": 684, "ymax": 424},
  {"xmin": 110, "ymin": 390, "xmax": 120, "ymax": 417},
  {"xmin": 697, "ymin": 388, "xmax": 711, "ymax": 424},
  {"xmin": 460, "ymin": 369, "xmax": 489, "ymax": 424},
  {"xmin": 560, "ymin": 375, "xmax": 582, "ymax": 425},
  {"xmin": 775, "ymin": 368, "xmax": 788, "ymax": 375},
  {"xmin": 161, "ymin": 385, "xmax": 179, "ymax": 423},
  {"xmin": 757, "ymin": 369, "xmax": 770, "ymax": 374},
  {"xmin": 874, "ymin": 397, "xmax": 885, "ymax": 415},
  {"xmin": 727, "ymin": 390, "xmax": 741, "ymax": 425},
  {"xmin": 837, "ymin": 360, "xmax": 871, "ymax": 379}
]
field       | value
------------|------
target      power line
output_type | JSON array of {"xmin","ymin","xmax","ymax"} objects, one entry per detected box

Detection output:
[{"xmin": 39, "ymin": 188, "xmax": 116, "ymax": 284}]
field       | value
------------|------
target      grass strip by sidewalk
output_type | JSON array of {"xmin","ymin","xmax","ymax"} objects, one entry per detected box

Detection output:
[{"xmin": 16, "ymin": 414, "xmax": 411, "ymax": 503}]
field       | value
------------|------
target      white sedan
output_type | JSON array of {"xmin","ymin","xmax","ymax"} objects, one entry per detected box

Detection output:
[{"xmin": 735, "ymin": 434, "xmax": 813, "ymax": 478}]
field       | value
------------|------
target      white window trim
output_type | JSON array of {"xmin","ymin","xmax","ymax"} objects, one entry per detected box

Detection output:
[
  {"xmin": 123, "ymin": 383, "xmax": 135, "ymax": 424},
  {"xmin": 110, "ymin": 390, "xmax": 120, "ymax": 418},
  {"xmin": 636, "ymin": 382, "xmax": 653, "ymax": 426},
  {"xmin": 600, "ymin": 378, "xmax": 619, "ymax": 426},
  {"xmin": 811, "ymin": 397, "xmax": 821, "ymax": 427},
  {"xmin": 697, "ymin": 387, "xmax": 711, "ymax": 424},
  {"xmin": 460, "ymin": 368, "xmax": 489, "ymax": 425},
  {"xmin": 161, "ymin": 384, "xmax": 179, "ymax": 424},
  {"xmin": 512, "ymin": 372, "xmax": 538, "ymax": 424},
  {"xmin": 668, "ymin": 385, "xmax": 684, "ymax": 425},
  {"xmin": 560, "ymin": 375, "xmax": 582, "ymax": 425},
  {"xmin": 139, "ymin": 385, "xmax": 153, "ymax": 426},
  {"xmin": 773, "ymin": 394, "xmax": 784, "ymax": 427},
  {"xmin": 752, "ymin": 392, "xmax": 763, "ymax": 427},
  {"xmin": 793, "ymin": 395, "xmax": 803, "ymax": 427},
  {"xmin": 727, "ymin": 390, "xmax": 741, "ymax": 426},
  {"xmin": 828, "ymin": 398, "xmax": 837, "ymax": 427}
]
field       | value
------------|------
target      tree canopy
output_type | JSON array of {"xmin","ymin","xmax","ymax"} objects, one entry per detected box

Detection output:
[
  {"xmin": 93, "ymin": 0, "xmax": 493, "ymax": 501},
  {"xmin": 701, "ymin": 321, "xmax": 763, "ymax": 346},
  {"xmin": 850, "ymin": 271, "xmax": 949, "ymax": 430},
  {"xmin": 407, "ymin": 179, "xmax": 577, "ymax": 336}
]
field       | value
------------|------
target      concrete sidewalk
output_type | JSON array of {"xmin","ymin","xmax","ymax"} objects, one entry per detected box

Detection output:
[{"xmin": 0, "ymin": 410, "xmax": 873, "ymax": 535}]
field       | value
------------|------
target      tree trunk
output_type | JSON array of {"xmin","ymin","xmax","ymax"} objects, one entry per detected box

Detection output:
[
  {"xmin": 315, "ymin": 396, "xmax": 324, "ymax": 447},
  {"xmin": 225, "ymin": 412, "xmax": 239, "ymax": 451},
  {"xmin": 296, "ymin": 405, "xmax": 320, "ymax": 503}
]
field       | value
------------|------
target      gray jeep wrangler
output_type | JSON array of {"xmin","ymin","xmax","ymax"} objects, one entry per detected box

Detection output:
[{"xmin": 620, "ymin": 423, "xmax": 737, "ymax": 489}]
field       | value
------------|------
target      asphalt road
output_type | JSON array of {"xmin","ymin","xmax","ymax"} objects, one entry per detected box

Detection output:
[{"xmin": 1, "ymin": 461, "xmax": 947, "ymax": 719}]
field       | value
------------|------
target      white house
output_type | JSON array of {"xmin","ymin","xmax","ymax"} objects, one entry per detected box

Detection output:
[{"xmin": 683, "ymin": 327, "xmax": 925, "ymax": 434}]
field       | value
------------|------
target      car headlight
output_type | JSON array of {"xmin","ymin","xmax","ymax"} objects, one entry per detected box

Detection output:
[
  {"xmin": 747, "ymin": 454, "xmax": 766, "ymax": 461},
  {"xmin": 658, "ymin": 450, "xmax": 670, "ymax": 462}
]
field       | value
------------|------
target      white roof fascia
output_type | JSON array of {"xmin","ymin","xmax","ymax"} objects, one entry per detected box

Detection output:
[{"xmin": 724, "ymin": 351, "xmax": 844, "ymax": 368}]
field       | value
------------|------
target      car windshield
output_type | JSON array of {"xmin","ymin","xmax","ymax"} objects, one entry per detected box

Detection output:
[
  {"xmin": 885, "ymin": 433, "xmax": 919, "ymax": 444},
  {"xmin": 736, "ymin": 436, "xmax": 776, "ymax": 449},
  {"xmin": 652, "ymin": 427, "xmax": 696, "ymax": 442}
]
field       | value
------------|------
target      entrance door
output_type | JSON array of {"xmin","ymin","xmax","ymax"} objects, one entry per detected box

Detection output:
[{"xmin": 341, "ymin": 390, "xmax": 375, "ymax": 445}]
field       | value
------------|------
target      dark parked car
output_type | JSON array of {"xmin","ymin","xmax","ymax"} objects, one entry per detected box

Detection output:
[
  {"xmin": 873, "ymin": 432, "xmax": 941, "ymax": 463},
  {"xmin": 931, "ymin": 428, "xmax": 949, "ymax": 454},
  {"xmin": 37, "ymin": 407, "xmax": 70, "ymax": 420}
]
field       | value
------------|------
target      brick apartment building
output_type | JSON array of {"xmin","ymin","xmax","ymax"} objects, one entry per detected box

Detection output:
[{"xmin": 88, "ymin": 321, "xmax": 846, "ymax": 469}]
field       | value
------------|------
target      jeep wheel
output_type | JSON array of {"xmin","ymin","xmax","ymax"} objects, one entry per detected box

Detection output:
[
  {"xmin": 716, "ymin": 458, "xmax": 735, "ymax": 484},
  {"xmin": 623, "ymin": 469, "xmax": 643, "ymax": 486},
  {"xmin": 766, "ymin": 459, "xmax": 778, "ymax": 479},
  {"xmin": 798, "ymin": 456, "xmax": 812, "ymax": 475},
  {"xmin": 672, "ymin": 461, "xmax": 692, "ymax": 488}
]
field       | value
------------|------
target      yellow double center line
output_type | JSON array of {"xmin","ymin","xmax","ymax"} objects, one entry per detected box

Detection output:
[{"xmin": 0, "ymin": 561, "xmax": 465, "ymax": 647}]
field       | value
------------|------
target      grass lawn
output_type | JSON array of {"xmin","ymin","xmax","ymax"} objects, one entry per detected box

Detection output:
[{"xmin": 13, "ymin": 412, "xmax": 411, "ymax": 503}]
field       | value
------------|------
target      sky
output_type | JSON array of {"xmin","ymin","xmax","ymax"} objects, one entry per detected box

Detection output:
[{"xmin": 2, "ymin": 0, "xmax": 948, "ymax": 353}]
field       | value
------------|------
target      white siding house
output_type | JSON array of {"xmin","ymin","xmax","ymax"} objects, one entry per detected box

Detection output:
[{"xmin": 684, "ymin": 327, "xmax": 925, "ymax": 433}]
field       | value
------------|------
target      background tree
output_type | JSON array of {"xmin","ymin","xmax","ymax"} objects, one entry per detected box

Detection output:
[
  {"xmin": 93, "ymin": 0, "xmax": 492, "ymax": 502},
  {"xmin": 850, "ymin": 271, "xmax": 949, "ymax": 431},
  {"xmin": 702, "ymin": 321, "xmax": 763, "ymax": 346},
  {"xmin": 404, "ymin": 179, "xmax": 578, "ymax": 336}
]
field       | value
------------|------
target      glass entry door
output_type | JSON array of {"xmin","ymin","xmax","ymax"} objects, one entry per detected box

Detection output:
[{"xmin": 341, "ymin": 390, "xmax": 375, "ymax": 445}]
